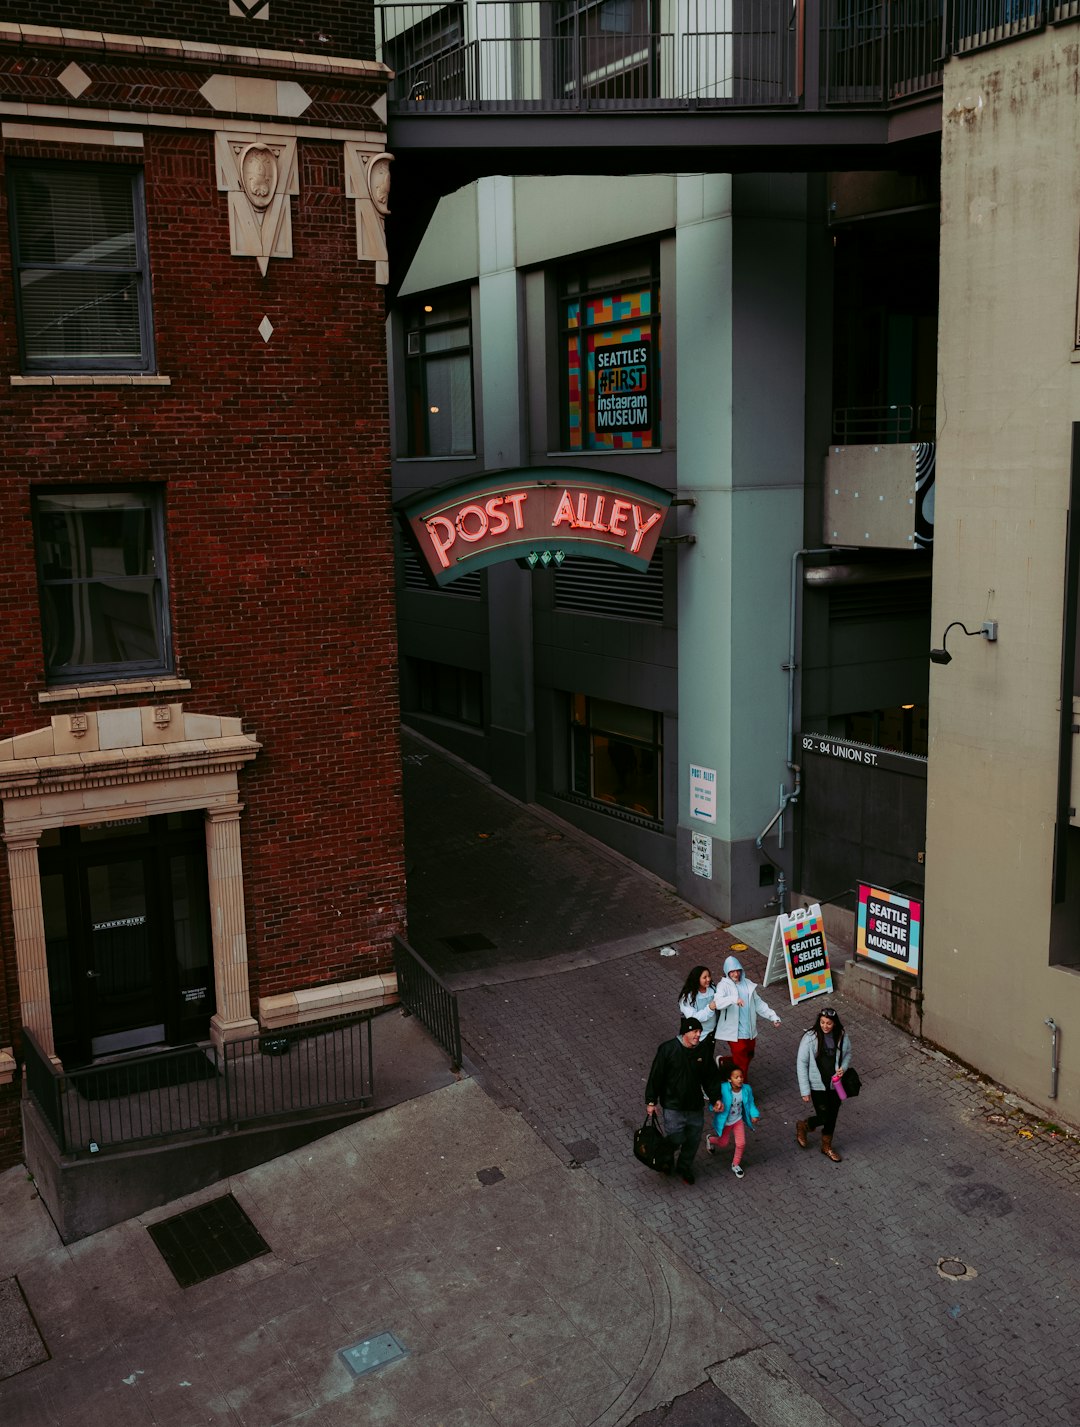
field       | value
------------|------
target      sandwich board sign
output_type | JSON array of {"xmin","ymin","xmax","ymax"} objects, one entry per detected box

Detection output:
[{"xmin": 763, "ymin": 903, "xmax": 833, "ymax": 1007}]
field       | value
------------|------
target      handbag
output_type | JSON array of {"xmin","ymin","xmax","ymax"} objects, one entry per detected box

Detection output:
[
  {"xmin": 634, "ymin": 1112, "xmax": 675, "ymax": 1174},
  {"xmin": 840, "ymin": 1066, "xmax": 862, "ymax": 1098}
]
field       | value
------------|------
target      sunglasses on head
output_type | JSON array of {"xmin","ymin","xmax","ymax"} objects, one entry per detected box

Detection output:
[{"xmin": 819, "ymin": 1009, "xmax": 837, "ymax": 1019}]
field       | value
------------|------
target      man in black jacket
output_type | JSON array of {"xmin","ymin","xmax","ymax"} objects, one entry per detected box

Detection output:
[{"xmin": 646, "ymin": 1016, "xmax": 724, "ymax": 1184}]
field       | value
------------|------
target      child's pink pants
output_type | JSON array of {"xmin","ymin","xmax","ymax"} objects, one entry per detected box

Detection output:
[{"xmin": 715, "ymin": 1120, "xmax": 746, "ymax": 1166}]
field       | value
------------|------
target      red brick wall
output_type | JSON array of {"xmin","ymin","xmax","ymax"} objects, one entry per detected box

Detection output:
[
  {"xmin": 0, "ymin": 1083, "xmax": 22, "ymax": 1173},
  {"xmin": 1, "ymin": 2, "xmax": 376, "ymax": 62},
  {"xmin": 0, "ymin": 131, "xmax": 405, "ymax": 1023}
]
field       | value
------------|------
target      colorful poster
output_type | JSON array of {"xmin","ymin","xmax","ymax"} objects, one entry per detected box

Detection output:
[
  {"xmin": 778, "ymin": 904, "xmax": 833, "ymax": 1006},
  {"xmin": 856, "ymin": 884, "xmax": 921, "ymax": 976}
]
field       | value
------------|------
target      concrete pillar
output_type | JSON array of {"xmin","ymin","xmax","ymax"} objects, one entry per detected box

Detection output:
[
  {"xmin": 205, "ymin": 805, "xmax": 258, "ymax": 1046},
  {"xmin": 674, "ymin": 174, "xmax": 809, "ymax": 921},
  {"xmin": 478, "ymin": 175, "xmax": 536, "ymax": 800},
  {"xmin": 4, "ymin": 830, "xmax": 54, "ymax": 1057}
]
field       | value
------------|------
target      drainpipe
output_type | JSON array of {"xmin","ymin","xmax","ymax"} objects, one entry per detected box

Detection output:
[{"xmin": 755, "ymin": 547, "xmax": 837, "ymax": 908}]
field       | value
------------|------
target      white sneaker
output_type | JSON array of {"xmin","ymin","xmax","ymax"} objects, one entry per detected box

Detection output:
[
  {"xmin": 705, "ymin": 1136, "xmax": 716, "ymax": 1155},
  {"xmin": 731, "ymin": 1164, "xmax": 744, "ymax": 1178}
]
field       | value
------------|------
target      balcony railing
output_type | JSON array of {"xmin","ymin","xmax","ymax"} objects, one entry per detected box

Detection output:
[
  {"xmin": 377, "ymin": 0, "xmax": 1078, "ymax": 115},
  {"xmin": 21, "ymin": 1013, "xmax": 374, "ymax": 1157}
]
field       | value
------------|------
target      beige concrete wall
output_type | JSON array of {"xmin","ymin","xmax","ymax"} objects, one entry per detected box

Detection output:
[{"xmin": 927, "ymin": 33, "xmax": 1080, "ymax": 1119}]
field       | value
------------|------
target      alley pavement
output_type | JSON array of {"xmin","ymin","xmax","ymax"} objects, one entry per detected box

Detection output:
[{"xmin": 1, "ymin": 733, "xmax": 1079, "ymax": 1426}]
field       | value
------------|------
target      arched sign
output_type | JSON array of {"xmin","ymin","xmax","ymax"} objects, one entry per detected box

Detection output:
[{"xmin": 397, "ymin": 467, "xmax": 671, "ymax": 587}]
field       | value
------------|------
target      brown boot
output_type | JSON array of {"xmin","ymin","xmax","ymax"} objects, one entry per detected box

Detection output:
[
  {"xmin": 795, "ymin": 1120, "xmax": 809, "ymax": 1148},
  {"xmin": 821, "ymin": 1134, "xmax": 842, "ymax": 1162}
]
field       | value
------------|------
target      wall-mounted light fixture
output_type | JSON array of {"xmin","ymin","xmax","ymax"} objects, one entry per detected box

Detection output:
[{"xmin": 929, "ymin": 620, "xmax": 998, "ymax": 665}]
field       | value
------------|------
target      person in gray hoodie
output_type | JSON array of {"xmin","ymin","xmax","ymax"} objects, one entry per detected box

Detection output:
[{"xmin": 712, "ymin": 952, "xmax": 782, "ymax": 1078}]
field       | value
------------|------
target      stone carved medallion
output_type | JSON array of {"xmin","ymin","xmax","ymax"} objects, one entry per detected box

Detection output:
[
  {"xmin": 366, "ymin": 154, "xmax": 392, "ymax": 215},
  {"xmin": 239, "ymin": 144, "xmax": 278, "ymax": 209}
]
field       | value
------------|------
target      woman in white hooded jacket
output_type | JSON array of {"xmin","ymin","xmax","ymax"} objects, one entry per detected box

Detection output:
[{"xmin": 712, "ymin": 953, "xmax": 782, "ymax": 1077}]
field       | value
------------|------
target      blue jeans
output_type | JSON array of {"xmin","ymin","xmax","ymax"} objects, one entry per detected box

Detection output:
[{"xmin": 661, "ymin": 1105, "xmax": 705, "ymax": 1177}]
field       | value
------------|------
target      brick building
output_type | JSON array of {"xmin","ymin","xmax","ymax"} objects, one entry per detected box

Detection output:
[{"xmin": 0, "ymin": 4, "xmax": 403, "ymax": 1189}]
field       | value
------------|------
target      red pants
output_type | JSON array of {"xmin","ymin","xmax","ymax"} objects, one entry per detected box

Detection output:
[
  {"xmin": 712, "ymin": 1119, "xmax": 746, "ymax": 1166},
  {"xmin": 728, "ymin": 1038, "xmax": 756, "ymax": 1076}
]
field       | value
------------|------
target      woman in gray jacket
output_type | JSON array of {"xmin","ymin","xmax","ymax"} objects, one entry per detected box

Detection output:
[{"xmin": 795, "ymin": 1006, "xmax": 852, "ymax": 1162}]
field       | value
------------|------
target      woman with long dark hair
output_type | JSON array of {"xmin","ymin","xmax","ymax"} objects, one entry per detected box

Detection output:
[
  {"xmin": 795, "ymin": 1006, "xmax": 852, "ymax": 1162},
  {"xmin": 677, "ymin": 965, "xmax": 720, "ymax": 1058}
]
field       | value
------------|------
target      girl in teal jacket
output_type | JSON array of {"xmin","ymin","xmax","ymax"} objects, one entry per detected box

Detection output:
[{"xmin": 706, "ymin": 1065, "xmax": 761, "ymax": 1178}]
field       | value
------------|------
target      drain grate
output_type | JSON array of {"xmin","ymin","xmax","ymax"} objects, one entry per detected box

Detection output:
[
  {"xmin": 441, "ymin": 932, "xmax": 497, "ymax": 954},
  {"xmin": 338, "ymin": 1331, "xmax": 409, "ymax": 1378},
  {"xmin": 147, "ymin": 1193, "xmax": 270, "ymax": 1288}
]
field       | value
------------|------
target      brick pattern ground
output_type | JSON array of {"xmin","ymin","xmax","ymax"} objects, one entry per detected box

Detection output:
[
  {"xmin": 458, "ymin": 933, "xmax": 1080, "ymax": 1427},
  {"xmin": 403, "ymin": 739, "xmax": 696, "ymax": 981}
]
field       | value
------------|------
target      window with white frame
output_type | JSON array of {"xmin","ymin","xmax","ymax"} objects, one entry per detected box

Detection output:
[
  {"xmin": 34, "ymin": 488, "xmax": 172, "ymax": 685},
  {"xmin": 8, "ymin": 162, "xmax": 155, "ymax": 374}
]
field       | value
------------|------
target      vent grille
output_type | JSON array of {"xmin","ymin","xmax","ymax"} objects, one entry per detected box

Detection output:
[
  {"xmin": 400, "ymin": 543, "xmax": 483, "ymax": 599},
  {"xmin": 553, "ymin": 552, "xmax": 664, "ymax": 623}
]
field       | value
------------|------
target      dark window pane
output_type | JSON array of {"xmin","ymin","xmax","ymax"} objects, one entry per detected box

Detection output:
[
  {"xmin": 10, "ymin": 163, "xmax": 153, "ymax": 373},
  {"xmin": 20, "ymin": 270, "xmax": 142, "ymax": 362}
]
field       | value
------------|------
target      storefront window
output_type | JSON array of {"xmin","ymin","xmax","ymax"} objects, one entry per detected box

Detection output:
[
  {"xmin": 413, "ymin": 658, "xmax": 484, "ymax": 726},
  {"xmin": 571, "ymin": 693, "xmax": 662, "ymax": 819},
  {"xmin": 561, "ymin": 248, "xmax": 660, "ymax": 452}
]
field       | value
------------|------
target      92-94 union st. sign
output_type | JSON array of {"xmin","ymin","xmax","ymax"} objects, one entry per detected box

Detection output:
[{"xmin": 398, "ymin": 468, "xmax": 672, "ymax": 587}]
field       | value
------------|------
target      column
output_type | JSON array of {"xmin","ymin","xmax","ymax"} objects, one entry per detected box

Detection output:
[
  {"xmin": 478, "ymin": 175, "xmax": 536, "ymax": 801},
  {"xmin": 4, "ymin": 830, "xmax": 55, "ymax": 1059},
  {"xmin": 205, "ymin": 805, "xmax": 259, "ymax": 1046}
]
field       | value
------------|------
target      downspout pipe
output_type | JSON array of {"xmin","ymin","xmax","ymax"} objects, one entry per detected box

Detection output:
[{"xmin": 755, "ymin": 548, "xmax": 838, "ymax": 898}]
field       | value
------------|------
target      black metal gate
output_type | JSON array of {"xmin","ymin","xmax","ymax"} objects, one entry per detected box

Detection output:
[{"xmin": 797, "ymin": 734, "xmax": 926, "ymax": 901}]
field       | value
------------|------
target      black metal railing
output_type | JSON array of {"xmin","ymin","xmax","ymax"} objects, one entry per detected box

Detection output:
[
  {"xmin": 833, "ymin": 403, "xmax": 937, "ymax": 443},
  {"xmin": 21, "ymin": 1012, "xmax": 374, "ymax": 1158},
  {"xmin": 393, "ymin": 935, "xmax": 462, "ymax": 1070},
  {"xmin": 375, "ymin": 0, "xmax": 945, "ymax": 112}
]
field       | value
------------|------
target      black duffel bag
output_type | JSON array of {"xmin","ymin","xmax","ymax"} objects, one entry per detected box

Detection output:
[{"xmin": 634, "ymin": 1111, "xmax": 675, "ymax": 1175}]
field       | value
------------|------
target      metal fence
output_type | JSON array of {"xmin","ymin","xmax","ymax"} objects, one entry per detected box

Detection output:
[
  {"xmin": 393, "ymin": 935, "xmax": 462, "ymax": 1070},
  {"xmin": 833, "ymin": 404, "xmax": 937, "ymax": 443},
  {"xmin": 375, "ymin": 0, "xmax": 946, "ymax": 111},
  {"xmin": 22, "ymin": 1013, "xmax": 374, "ymax": 1158}
]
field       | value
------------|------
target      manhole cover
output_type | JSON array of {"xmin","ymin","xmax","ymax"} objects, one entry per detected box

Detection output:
[
  {"xmin": 339, "ymin": 1331, "xmax": 408, "ymax": 1378},
  {"xmin": 441, "ymin": 932, "xmax": 497, "ymax": 954},
  {"xmin": 936, "ymin": 1257, "xmax": 978, "ymax": 1281},
  {"xmin": 147, "ymin": 1193, "xmax": 270, "ymax": 1288}
]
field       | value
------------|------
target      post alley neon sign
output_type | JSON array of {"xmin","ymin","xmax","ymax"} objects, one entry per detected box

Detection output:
[{"xmin": 397, "ymin": 467, "xmax": 672, "ymax": 587}]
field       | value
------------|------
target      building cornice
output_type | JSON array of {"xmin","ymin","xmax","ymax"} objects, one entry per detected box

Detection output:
[{"xmin": 0, "ymin": 23, "xmax": 390, "ymax": 82}]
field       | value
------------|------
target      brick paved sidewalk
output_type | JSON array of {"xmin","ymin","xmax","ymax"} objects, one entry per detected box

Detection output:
[
  {"xmin": 399, "ymin": 734, "xmax": 1080, "ymax": 1427},
  {"xmin": 457, "ymin": 936, "xmax": 1080, "ymax": 1427}
]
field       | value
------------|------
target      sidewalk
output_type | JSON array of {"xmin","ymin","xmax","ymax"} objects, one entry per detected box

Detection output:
[
  {"xmin": 3, "ymin": 734, "xmax": 1079, "ymax": 1426},
  {"xmin": 0, "ymin": 1020, "xmax": 845, "ymax": 1427}
]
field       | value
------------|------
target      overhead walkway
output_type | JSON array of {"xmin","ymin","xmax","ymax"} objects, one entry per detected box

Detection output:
[{"xmin": 379, "ymin": 0, "xmax": 1056, "ymax": 282}]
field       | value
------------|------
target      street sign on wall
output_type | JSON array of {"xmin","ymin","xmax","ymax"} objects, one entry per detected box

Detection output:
[
  {"xmin": 856, "ymin": 883, "xmax": 921, "ymax": 976},
  {"xmin": 397, "ymin": 467, "xmax": 671, "ymax": 587}
]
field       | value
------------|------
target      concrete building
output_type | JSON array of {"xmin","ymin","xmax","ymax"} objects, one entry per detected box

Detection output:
[
  {"xmin": 0, "ymin": 2, "xmax": 404, "ymax": 1210},
  {"xmin": 925, "ymin": 21, "xmax": 1080, "ymax": 1123},
  {"xmin": 388, "ymin": 169, "xmax": 935, "ymax": 929}
]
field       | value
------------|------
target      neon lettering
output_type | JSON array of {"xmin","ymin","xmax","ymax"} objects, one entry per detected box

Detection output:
[
  {"xmin": 608, "ymin": 499, "xmax": 631, "ymax": 536},
  {"xmin": 590, "ymin": 495, "xmax": 609, "ymax": 532},
  {"xmin": 456, "ymin": 504, "xmax": 489, "ymax": 542},
  {"xmin": 504, "ymin": 491, "xmax": 528, "ymax": 529},
  {"xmin": 629, "ymin": 505, "xmax": 662, "ymax": 554},
  {"xmin": 553, "ymin": 491, "xmax": 578, "ymax": 528},
  {"xmin": 426, "ymin": 515, "xmax": 456, "ymax": 569},
  {"xmin": 576, "ymin": 493, "xmax": 591, "ymax": 527},
  {"xmin": 485, "ymin": 496, "xmax": 510, "ymax": 535}
]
